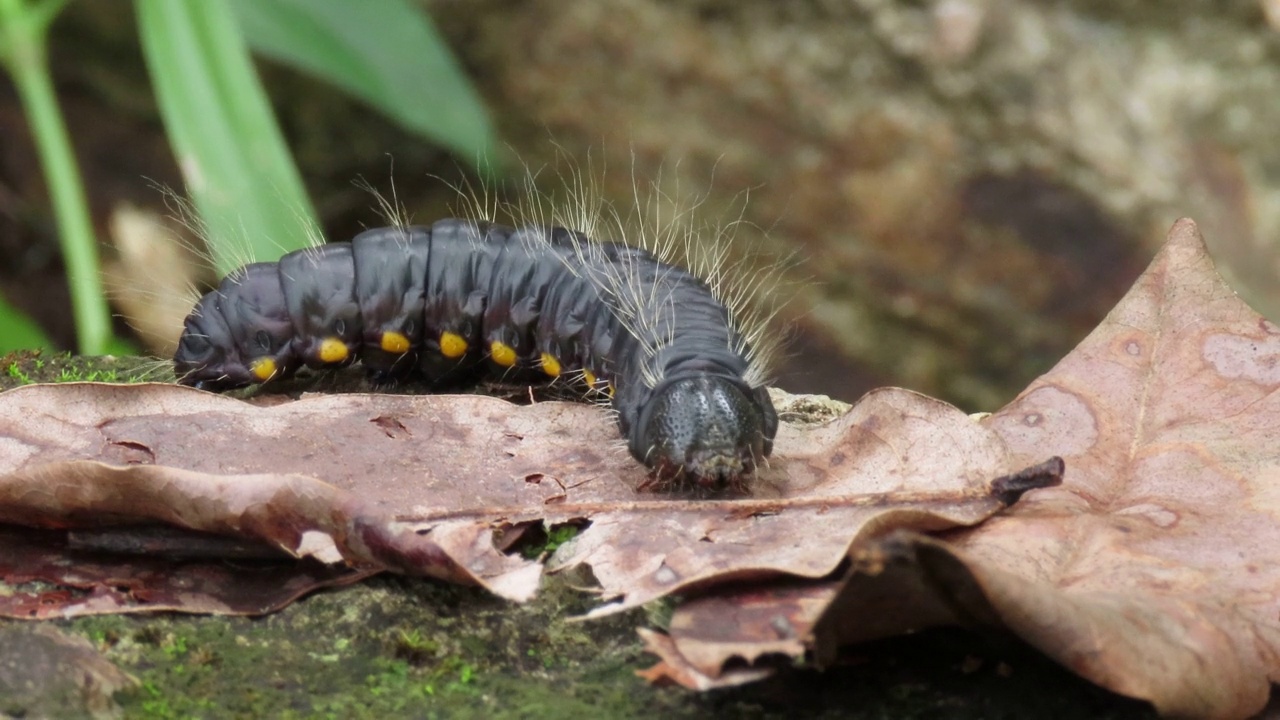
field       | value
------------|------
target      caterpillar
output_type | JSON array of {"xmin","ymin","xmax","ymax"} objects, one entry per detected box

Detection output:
[{"xmin": 172, "ymin": 183, "xmax": 781, "ymax": 491}]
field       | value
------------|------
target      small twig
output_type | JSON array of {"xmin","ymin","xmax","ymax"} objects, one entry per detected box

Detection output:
[
  {"xmin": 990, "ymin": 456, "xmax": 1065, "ymax": 505},
  {"xmin": 67, "ymin": 525, "xmax": 291, "ymax": 561}
]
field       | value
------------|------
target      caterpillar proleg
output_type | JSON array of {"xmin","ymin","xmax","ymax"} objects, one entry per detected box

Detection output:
[{"xmin": 173, "ymin": 168, "xmax": 783, "ymax": 491}]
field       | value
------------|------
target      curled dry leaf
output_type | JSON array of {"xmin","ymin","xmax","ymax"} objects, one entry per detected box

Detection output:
[
  {"xmin": 948, "ymin": 218, "xmax": 1280, "ymax": 718},
  {"xmin": 636, "ymin": 468, "xmax": 1064, "ymax": 689},
  {"xmin": 546, "ymin": 389, "xmax": 1054, "ymax": 618},
  {"xmin": 0, "ymin": 369, "xmax": 1044, "ymax": 618},
  {"xmin": 643, "ymin": 219, "xmax": 1280, "ymax": 720},
  {"xmin": 0, "ymin": 525, "xmax": 374, "ymax": 618}
]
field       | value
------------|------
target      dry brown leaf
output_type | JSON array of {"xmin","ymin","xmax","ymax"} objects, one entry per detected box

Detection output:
[
  {"xmin": 636, "ymin": 626, "xmax": 776, "ymax": 690},
  {"xmin": 940, "ymin": 217, "xmax": 1280, "ymax": 718},
  {"xmin": 548, "ymin": 389, "xmax": 1053, "ymax": 618},
  {"xmin": 0, "ymin": 458, "xmax": 542, "ymax": 609},
  {"xmin": 103, "ymin": 203, "xmax": 214, "ymax": 357},
  {"xmin": 0, "ymin": 376, "xmax": 1048, "ymax": 619},
  {"xmin": 643, "ymin": 219, "xmax": 1280, "ymax": 719},
  {"xmin": 0, "ymin": 525, "xmax": 374, "ymax": 617}
]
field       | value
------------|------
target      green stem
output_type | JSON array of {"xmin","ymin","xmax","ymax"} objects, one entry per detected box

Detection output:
[{"xmin": 0, "ymin": 0, "xmax": 111, "ymax": 354}]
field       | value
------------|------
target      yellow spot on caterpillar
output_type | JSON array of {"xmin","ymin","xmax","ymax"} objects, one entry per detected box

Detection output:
[
  {"xmin": 581, "ymin": 369, "xmax": 613, "ymax": 398},
  {"xmin": 380, "ymin": 331, "xmax": 410, "ymax": 354},
  {"xmin": 319, "ymin": 337, "xmax": 349, "ymax": 363},
  {"xmin": 540, "ymin": 353, "xmax": 561, "ymax": 377},
  {"xmin": 250, "ymin": 357, "xmax": 277, "ymax": 381},
  {"xmin": 490, "ymin": 340, "xmax": 517, "ymax": 367},
  {"xmin": 440, "ymin": 331, "xmax": 468, "ymax": 358}
]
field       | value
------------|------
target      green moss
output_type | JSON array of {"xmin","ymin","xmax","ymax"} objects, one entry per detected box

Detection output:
[
  {"xmin": 4, "ymin": 361, "xmax": 32, "ymax": 385},
  {"xmin": 0, "ymin": 349, "xmax": 168, "ymax": 390},
  {"xmin": 519, "ymin": 522, "xmax": 584, "ymax": 560},
  {"xmin": 35, "ymin": 573, "xmax": 1159, "ymax": 720},
  {"xmin": 53, "ymin": 576, "xmax": 673, "ymax": 719}
]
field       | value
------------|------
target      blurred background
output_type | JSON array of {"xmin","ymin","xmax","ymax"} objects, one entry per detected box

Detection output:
[{"xmin": 3, "ymin": 0, "xmax": 1280, "ymax": 411}]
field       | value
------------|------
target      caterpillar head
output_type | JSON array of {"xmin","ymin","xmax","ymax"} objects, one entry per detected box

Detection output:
[
  {"xmin": 174, "ymin": 263, "xmax": 298, "ymax": 390},
  {"xmin": 633, "ymin": 375, "xmax": 776, "ymax": 490},
  {"xmin": 173, "ymin": 295, "xmax": 256, "ymax": 390}
]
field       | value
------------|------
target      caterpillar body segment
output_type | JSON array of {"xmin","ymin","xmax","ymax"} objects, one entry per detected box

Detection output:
[
  {"xmin": 174, "ymin": 217, "xmax": 778, "ymax": 490},
  {"xmin": 351, "ymin": 226, "xmax": 432, "ymax": 379},
  {"xmin": 278, "ymin": 243, "xmax": 360, "ymax": 370}
]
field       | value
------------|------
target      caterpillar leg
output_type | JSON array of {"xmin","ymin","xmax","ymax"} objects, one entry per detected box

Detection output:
[{"xmin": 636, "ymin": 457, "xmax": 758, "ymax": 495}]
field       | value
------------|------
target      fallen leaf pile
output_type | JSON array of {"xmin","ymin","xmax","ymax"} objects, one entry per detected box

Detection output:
[
  {"xmin": 0, "ymin": 381, "xmax": 1042, "ymax": 612},
  {"xmin": 0, "ymin": 218, "xmax": 1273, "ymax": 717}
]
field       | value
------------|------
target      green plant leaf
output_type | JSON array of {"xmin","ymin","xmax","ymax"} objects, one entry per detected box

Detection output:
[
  {"xmin": 229, "ymin": 0, "xmax": 496, "ymax": 171},
  {"xmin": 0, "ymin": 0, "xmax": 113, "ymax": 354},
  {"xmin": 0, "ymin": 295, "xmax": 52, "ymax": 352},
  {"xmin": 136, "ymin": 0, "xmax": 320, "ymax": 274}
]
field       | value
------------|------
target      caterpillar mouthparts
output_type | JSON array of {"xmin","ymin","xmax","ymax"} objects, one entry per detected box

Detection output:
[
  {"xmin": 634, "ymin": 376, "xmax": 775, "ymax": 490},
  {"xmin": 174, "ymin": 216, "xmax": 779, "ymax": 491}
]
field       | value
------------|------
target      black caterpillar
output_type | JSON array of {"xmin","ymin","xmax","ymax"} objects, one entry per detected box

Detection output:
[{"xmin": 173, "ymin": 218, "xmax": 778, "ymax": 490}]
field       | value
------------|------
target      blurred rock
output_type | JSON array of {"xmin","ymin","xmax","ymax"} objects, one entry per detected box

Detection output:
[
  {"xmin": 428, "ymin": 0, "xmax": 1280, "ymax": 408},
  {"xmin": 6, "ymin": 0, "xmax": 1280, "ymax": 410},
  {"xmin": 0, "ymin": 624, "xmax": 136, "ymax": 719}
]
